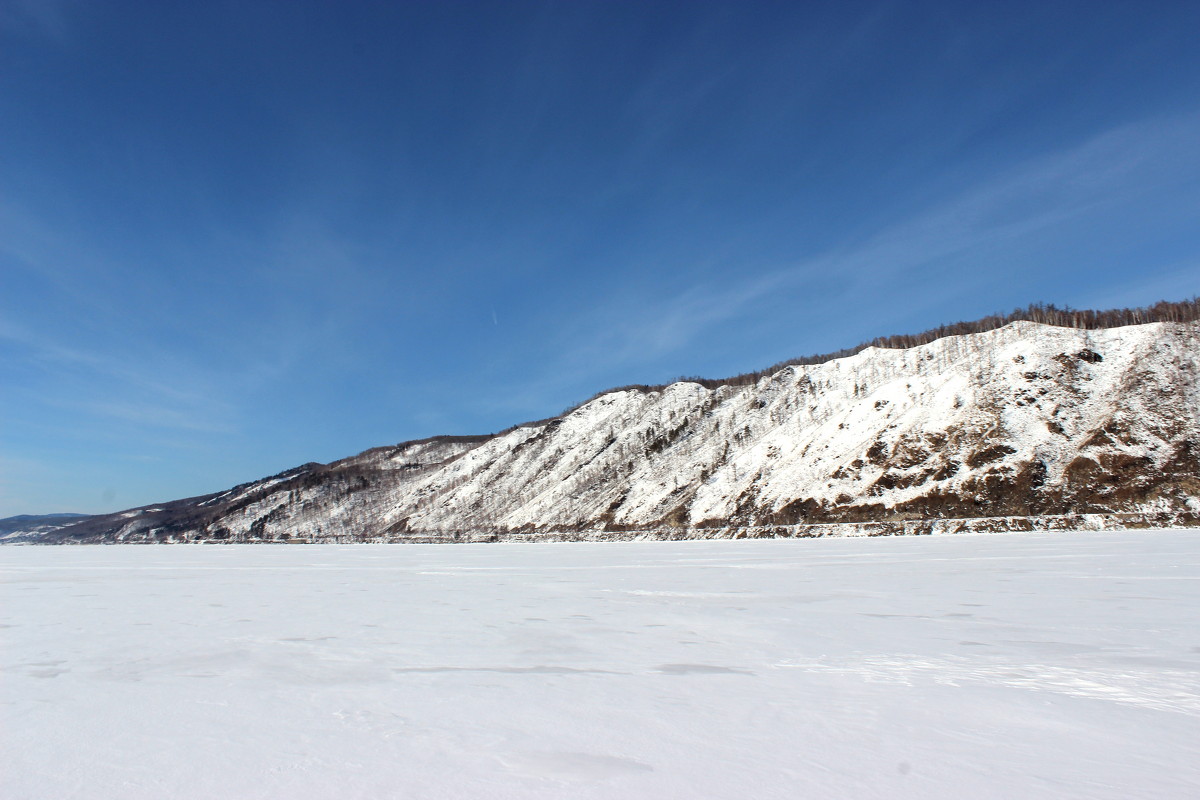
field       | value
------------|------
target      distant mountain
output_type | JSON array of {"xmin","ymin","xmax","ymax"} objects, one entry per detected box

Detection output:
[
  {"xmin": 28, "ymin": 300, "xmax": 1200, "ymax": 544},
  {"xmin": 1, "ymin": 514, "xmax": 92, "ymax": 543}
]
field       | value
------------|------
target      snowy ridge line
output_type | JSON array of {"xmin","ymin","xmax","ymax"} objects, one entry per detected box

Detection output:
[
  {"xmin": 569, "ymin": 297, "xmax": 1200, "ymax": 397},
  {"xmin": 20, "ymin": 315, "xmax": 1200, "ymax": 545}
]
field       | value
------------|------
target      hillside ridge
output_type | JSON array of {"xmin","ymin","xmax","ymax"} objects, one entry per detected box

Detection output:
[{"xmin": 12, "ymin": 299, "xmax": 1200, "ymax": 544}]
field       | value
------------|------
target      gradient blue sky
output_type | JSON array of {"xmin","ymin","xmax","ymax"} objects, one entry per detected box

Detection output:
[{"xmin": 2, "ymin": 1, "xmax": 1199, "ymax": 516}]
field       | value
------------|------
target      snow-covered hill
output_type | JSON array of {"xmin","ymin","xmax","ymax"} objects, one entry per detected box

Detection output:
[
  {"xmin": 0, "ymin": 514, "xmax": 92, "ymax": 543},
  {"xmin": 38, "ymin": 319, "xmax": 1200, "ymax": 543}
]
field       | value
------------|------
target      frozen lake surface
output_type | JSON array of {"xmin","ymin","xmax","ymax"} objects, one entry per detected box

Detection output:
[{"xmin": 3, "ymin": 531, "xmax": 1199, "ymax": 799}]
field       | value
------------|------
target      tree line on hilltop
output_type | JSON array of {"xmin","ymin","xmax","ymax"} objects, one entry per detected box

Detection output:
[
  {"xmin": 596, "ymin": 296, "xmax": 1200, "ymax": 397},
  {"xmin": 394, "ymin": 297, "xmax": 1198, "ymax": 447}
]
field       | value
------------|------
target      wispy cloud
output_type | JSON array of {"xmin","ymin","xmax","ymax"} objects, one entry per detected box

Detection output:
[
  {"xmin": 1074, "ymin": 261, "xmax": 1200, "ymax": 311},
  {"xmin": 0, "ymin": 0, "xmax": 72, "ymax": 44},
  {"xmin": 0, "ymin": 316, "xmax": 239, "ymax": 443},
  {"xmin": 0, "ymin": 319, "xmax": 227, "ymax": 408},
  {"xmin": 52, "ymin": 397, "xmax": 236, "ymax": 435},
  {"xmin": 539, "ymin": 111, "xmax": 1200, "ymax": 382},
  {"xmin": 0, "ymin": 194, "xmax": 358, "ymax": 440}
]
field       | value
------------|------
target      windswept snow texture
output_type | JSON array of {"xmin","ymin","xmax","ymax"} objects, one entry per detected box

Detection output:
[{"xmin": 4, "ymin": 531, "xmax": 1200, "ymax": 799}]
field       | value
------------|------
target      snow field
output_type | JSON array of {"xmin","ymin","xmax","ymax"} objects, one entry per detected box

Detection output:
[{"xmin": 3, "ymin": 530, "xmax": 1199, "ymax": 799}]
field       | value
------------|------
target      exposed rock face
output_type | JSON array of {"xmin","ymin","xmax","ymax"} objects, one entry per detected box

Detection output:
[{"xmin": 39, "ymin": 319, "xmax": 1200, "ymax": 543}]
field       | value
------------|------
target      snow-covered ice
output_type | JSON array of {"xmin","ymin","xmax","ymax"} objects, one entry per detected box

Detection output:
[{"xmin": 3, "ymin": 531, "xmax": 1199, "ymax": 798}]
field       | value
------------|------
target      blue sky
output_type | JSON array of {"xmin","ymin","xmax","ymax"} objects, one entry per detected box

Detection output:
[{"xmin": 2, "ymin": 1, "xmax": 1198, "ymax": 516}]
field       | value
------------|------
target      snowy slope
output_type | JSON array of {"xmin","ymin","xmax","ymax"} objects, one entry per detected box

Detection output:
[
  {"xmin": 0, "ymin": 514, "xmax": 92, "ymax": 543},
  {"xmin": 42, "ymin": 320, "xmax": 1200, "ymax": 543}
]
